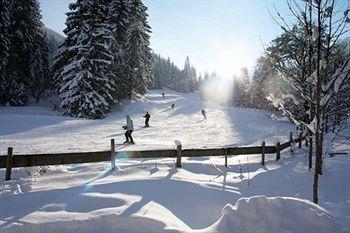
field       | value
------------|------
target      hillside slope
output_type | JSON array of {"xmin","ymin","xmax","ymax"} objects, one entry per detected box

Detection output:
[{"xmin": 0, "ymin": 90, "xmax": 293, "ymax": 154}]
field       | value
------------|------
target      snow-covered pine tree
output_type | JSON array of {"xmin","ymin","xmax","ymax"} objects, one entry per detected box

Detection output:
[
  {"xmin": 151, "ymin": 53, "xmax": 185, "ymax": 91},
  {"xmin": 181, "ymin": 56, "xmax": 198, "ymax": 92},
  {"xmin": 0, "ymin": 0, "xmax": 11, "ymax": 105},
  {"xmin": 3, "ymin": 0, "xmax": 49, "ymax": 105},
  {"xmin": 28, "ymin": 3, "xmax": 50, "ymax": 103},
  {"xmin": 150, "ymin": 53, "xmax": 161, "ymax": 89},
  {"xmin": 6, "ymin": 0, "xmax": 41, "ymax": 105},
  {"xmin": 8, "ymin": 0, "xmax": 49, "ymax": 105},
  {"xmin": 124, "ymin": 0, "xmax": 152, "ymax": 99},
  {"xmin": 108, "ymin": 0, "xmax": 130, "ymax": 100},
  {"xmin": 56, "ymin": 0, "xmax": 117, "ymax": 118},
  {"xmin": 51, "ymin": 1, "xmax": 85, "ymax": 93}
]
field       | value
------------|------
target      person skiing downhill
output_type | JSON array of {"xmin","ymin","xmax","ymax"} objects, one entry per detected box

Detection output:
[
  {"xmin": 143, "ymin": 111, "xmax": 150, "ymax": 127},
  {"xmin": 170, "ymin": 103, "xmax": 175, "ymax": 110},
  {"xmin": 201, "ymin": 108, "xmax": 207, "ymax": 119},
  {"xmin": 123, "ymin": 115, "xmax": 134, "ymax": 144}
]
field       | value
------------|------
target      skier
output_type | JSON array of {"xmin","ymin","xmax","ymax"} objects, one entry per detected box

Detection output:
[
  {"xmin": 122, "ymin": 115, "xmax": 135, "ymax": 144},
  {"xmin": 143, "ymin": 111, "xmax": 151, "ymax": 127},
  {"xmin": 162, "ymin": 92, "xmax": 165, "ymax": 98},
  {"xmin": 201, "ymin": 108, "xmax": 207, "ymax": 119},
  {"xmin": 170, "ymin": 103, "xmax": 175, "ymax": 110}
]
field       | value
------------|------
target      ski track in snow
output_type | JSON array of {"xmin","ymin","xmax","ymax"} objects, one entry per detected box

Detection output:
[
  {"xmin": 0, "ymin": 90, "xmax": 349, "ymax": 233},
  {"xmin": 0, "ymin": 89, "xmax": 293, "ymax": 154}
]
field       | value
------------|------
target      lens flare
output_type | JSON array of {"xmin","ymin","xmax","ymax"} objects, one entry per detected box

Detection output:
[{"xmin": 83, "ymin": 151, "xmax": 143, "ymax": 190}]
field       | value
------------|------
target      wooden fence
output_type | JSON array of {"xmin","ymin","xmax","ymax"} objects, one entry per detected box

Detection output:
[{"xmin": 0, "ymin": 132, "xmax": 306, "ymax": 180}]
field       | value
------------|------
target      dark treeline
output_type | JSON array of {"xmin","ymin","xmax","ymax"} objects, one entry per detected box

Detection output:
[{"xmin": 151, "ymin": 54, "xmax": 199, "ymax": 92}]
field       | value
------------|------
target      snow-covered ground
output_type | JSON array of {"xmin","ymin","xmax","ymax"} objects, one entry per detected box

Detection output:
[
  {"xmin": 0, "ymin": 90, "xmax": 293, "ymax": 154},
  {"xmin": 0, "ymin": 90, "xmax": 349, "ymax": 233}
]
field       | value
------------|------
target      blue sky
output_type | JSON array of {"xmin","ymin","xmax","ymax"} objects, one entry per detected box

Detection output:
[{"xmin": 39, "ymin": 0, "xmax": 290, "ymax": 78}]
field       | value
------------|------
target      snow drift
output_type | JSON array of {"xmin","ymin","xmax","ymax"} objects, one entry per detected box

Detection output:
[{"xmin": 206, "ymin": 196, "xmax": 338, "ymax": 233}]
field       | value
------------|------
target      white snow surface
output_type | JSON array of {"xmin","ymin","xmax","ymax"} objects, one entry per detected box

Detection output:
[
  {"xmin": 0, "ymin": 89, "xmax": 293, "ymax": 154},
  {"xmin": 0, "ymin": 90, "xmax": 349, "ymax": 233},
  {"xmin": 207, "ymin": 196, "xmax": 337, "ymax": 233}
]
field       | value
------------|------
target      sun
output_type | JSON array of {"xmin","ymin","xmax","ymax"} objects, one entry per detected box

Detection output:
[{"xmin": 213, "ymin": 44, "xmax": 254, "ymax": 79}]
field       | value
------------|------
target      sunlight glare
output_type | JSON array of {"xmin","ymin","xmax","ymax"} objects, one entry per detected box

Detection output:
[{"xmin": 210, "ymin": 42, "xmax": 254, "ymax": 79}]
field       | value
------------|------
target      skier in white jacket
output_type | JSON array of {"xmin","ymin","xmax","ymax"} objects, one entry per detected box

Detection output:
[{"xmin": 123, "ymin": 115, "xmax": 134, "ymax": 144}]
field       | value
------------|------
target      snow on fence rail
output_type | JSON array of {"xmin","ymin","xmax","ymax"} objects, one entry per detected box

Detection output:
[{"xmin": 0, "ymin": 133, "xmax": 306, "ymax": 180}]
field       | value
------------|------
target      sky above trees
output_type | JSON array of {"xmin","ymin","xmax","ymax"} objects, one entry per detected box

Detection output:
[{"xmin": 39, "ymin": 0, "xmax": 299, "ymax": 78}]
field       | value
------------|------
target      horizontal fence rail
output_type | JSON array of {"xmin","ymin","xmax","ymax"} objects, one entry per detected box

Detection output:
[{"xmin": 0, "ymin": 133, "xmax": 306, "ymax": 180}]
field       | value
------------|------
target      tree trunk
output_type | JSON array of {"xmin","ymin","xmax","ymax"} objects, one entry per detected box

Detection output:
[
  {"xmin": 315, "ymin": 133, "xmax": 323, "ymax": 175},
  {"xmin": 313, "ymin": 171, "xmax": 319, "ymax": 204},
  {"xmin": 313, "ymin": 0, "xmax": 323, "ymax": 204},
  {"xmin": 309, "ymin": 136, "xmax": 313, "ymax": 171}
]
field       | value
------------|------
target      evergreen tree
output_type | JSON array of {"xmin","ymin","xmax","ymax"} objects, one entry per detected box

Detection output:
[
  {"xmin": 108, "ymin": 0, "xmax": 130, "ymax": 100},
  {"xmin": 181, "ymin": 56, "xmax": 198, "ymax": 92},
  {"xmin": 5, "ymin": 0, "xmax": 49, "ymax": 105},
  {"xmin": 0, "ymin": 0, "xmax": 11, "ymax": 105},
  {"xmin": 28, "ymin": 6, "xmax": 50, "ymax": 103},
  {"xmin": 51, "ymin": 0, "xmax": 85, "ymax": 93},
  {"xmin": 151, "ymin": 53, "xmax": 200, "ymax": 92},
  {"xmin": 55, "ymin": 0, "xmax": 116, "ymax": 118},
  {"xmin": 124, "ymin": 0, "xmax": 152, "ymax": 99}
]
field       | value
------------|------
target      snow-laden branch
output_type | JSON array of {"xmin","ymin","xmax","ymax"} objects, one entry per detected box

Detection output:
[
  {"xmin": 321, "ymin": 58, "xmax": 350, "ymax": 106},
  {"xmin": 267, "ymin": 94, "xmax": 316, "ymax": 133}
]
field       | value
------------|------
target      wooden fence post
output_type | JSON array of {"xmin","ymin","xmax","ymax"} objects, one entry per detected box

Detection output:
[
  {"xmin": 225, "ymin": 149, "xmax": 228, "ymax": 167},
  {"xmin": 111, "ymin": 139, "xmax": 116, "ymax": 169},
  {"xmin": 176, "ymin": 142, "xmax": 182, "ymax": 168},
  {"xmin": 299, "ymin": 133, "xmax": 302, "ymax": 148},
  {"xmin": 261, "ymin": 141, "xmax": 265, "ymax": 166},
  {"xmin": 5, "ymin": 147, "xmax": 13, "ymax": 181},
  {"xmin": 276, "ymin": 142, "xmax": 280, "ymax": 161}
]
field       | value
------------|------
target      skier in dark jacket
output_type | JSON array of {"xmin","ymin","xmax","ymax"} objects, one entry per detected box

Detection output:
[
  {"xmin": 143, "ymin": 112, "xmax": 150, "ymax": 127},
  {"xmin": 122, "ymin": 115, "xmax": 135, "ymax": 144},
  {"xmin": 201, "ymin": 108, "xmax": 207, "ymax": 119},
  {"xmin": 170, "ymin": 103, "xmax": 175, "ymax": 110},
  {"xmin": 162, "ymin": 92, "xmax": 165, "ymax": 98}
]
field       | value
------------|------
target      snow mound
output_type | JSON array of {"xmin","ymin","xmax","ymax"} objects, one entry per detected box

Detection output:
[{"xmin": 207, "ymin": 196, "xmax": 338, "ymax": 233}]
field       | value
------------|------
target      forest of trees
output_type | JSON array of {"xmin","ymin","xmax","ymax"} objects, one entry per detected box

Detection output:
[
  {"xmin": 0, "ymin": 0, "xmax": 200, "ymax": 119},
  {"xmin": 151, "ymin": 54, "xmax": 198, "ymax": 92}
]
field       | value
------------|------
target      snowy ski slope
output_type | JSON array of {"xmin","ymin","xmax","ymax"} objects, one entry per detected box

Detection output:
[{"xmin": 0, "ymin": 89, "xmax": 294, "ymax": 154}]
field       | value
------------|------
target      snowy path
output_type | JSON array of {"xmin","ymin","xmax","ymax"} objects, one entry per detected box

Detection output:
[{"xmin": 0, "ymin": 90, "xmax": 293, "ymax": 154}]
